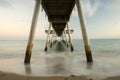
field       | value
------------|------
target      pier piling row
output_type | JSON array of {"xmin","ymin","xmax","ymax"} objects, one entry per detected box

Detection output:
[{"xmin": 24, "ymin": 0, "xmax": 93, "ymax": 64}]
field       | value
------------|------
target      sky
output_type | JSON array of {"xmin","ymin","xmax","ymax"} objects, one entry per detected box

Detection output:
[{"xmin": 0, "ymin": 0, "xmax": 120, "ymax": 40}]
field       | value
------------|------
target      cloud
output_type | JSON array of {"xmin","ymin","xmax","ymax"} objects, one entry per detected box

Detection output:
[
  {"xmin": 104, "ymin": 0, "xmax": 120, "ymax": 11},
  {"xmin": 0, "ymin": 0, "xmax": 12, "ymax": 8},
  {"xmin": 83, "ymin": 0, "xmax": 101, "ymax": 17}
]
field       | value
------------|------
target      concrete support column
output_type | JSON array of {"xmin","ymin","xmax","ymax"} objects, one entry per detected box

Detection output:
[
  {"xmin": 50, "ymin": 33, "xmax": 54, "ymax": 48},
  {"xmin": 44, "ymin": 22, "xmax": 52, "ymax": 51},
  {"xmin": 24, "ymin": 0, "xmax": 42, "ymax": 64},
  {"xmin": 51, "ymin": 31, "xmax": 57, "ymax": 46},
  {"xmin": 61, "ymin": 33, "xmax": 66, "ymax": 46},
  {"xmin": 64, "ymin": 30, "xmax": 69, "ymax": 47},
  {"xmin": 75, "ymin": 0, "xmax": 93, "ymax": 62},
  {"xmin": 67, "ymin": 23, "xmax": 74, "ymax": 51},
  {"xmin": 51, "ymin": 32, "xmax": 55, "ymax": 46},
  {"xmin": 54, "ymin": 33, "xmax": 58, "ymax": 45}
]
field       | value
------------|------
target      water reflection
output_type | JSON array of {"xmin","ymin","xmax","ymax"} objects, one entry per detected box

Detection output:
[
  {"xmin": 23, "ymin": 54, "xmax": 94, "ymax": 76},
  {"xmin": 51, "ymin": 41, "xmax": 68, "ymax": 52},
  {"xmin": 24, "ymin": 64, "xmax": 32, "ymax": 75},
  {"xmin": 86, "ymin": 62, "xmax": 93, "ymax": 70},
  {"xmin": 45, "ymin": 56, "xmax": 67, "ymax": 74},
  {"xmin": 23, "ymin": 54, "xmax": 73, "ymax": 76}
]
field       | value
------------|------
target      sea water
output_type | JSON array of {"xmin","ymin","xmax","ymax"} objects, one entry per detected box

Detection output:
[
  {"xmin": 0, "ymin": 39, "xmax": 120, "ymax": 79},
  {"xmin": 0, "ymin": 39, "xmax": 120, "ymax": 58}
]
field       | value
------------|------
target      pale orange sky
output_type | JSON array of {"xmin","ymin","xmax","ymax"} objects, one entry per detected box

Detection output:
[{"xmin": 0, "ymin": 0, "xmax": 120, "ymax": 40}]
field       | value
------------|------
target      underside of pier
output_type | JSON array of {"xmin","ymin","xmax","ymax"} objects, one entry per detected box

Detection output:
[
  {"xmin": 24, "ymin": 0, "xmax": 93, "ymax": 64},
  {"xmin": 42, "ymin": 0, "xmax": 75, "ymax": 36}
]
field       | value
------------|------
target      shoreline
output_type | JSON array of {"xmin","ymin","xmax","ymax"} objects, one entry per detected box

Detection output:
[
  {"xmin": 0, "ymin": 53, "xmax": 120, "ymax": 80},
  {"xmin": 0, "ymin": 71, "xmax": 89, "ymax": 80},
  {"xmin": 0, "ymin": 39, "xmax": 120, "ymax": 80},
  {"xmin": 0, "ymin": 71, "xmax": 120, "ymax": 80}
]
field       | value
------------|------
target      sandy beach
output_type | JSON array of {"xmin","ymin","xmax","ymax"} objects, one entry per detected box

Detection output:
[
  {"xmin": 0, "ymin": 71, "xmax": 89, "ymax": 80},
  {"xmin": 0, "ymin": 71, "xmax": 120, "ymax": 80}
]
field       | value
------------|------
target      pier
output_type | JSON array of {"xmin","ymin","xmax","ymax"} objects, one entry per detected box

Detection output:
[{"xmin": 24, "ymin": 0, "xmax": 93, "ymax": 64}]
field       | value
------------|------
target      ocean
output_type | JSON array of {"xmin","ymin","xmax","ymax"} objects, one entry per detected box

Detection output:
[
  {"xmin": 0, "ymin": 39, "xmax": 120, "ymax": 58},
  {"xmin": 0, "ymin": 39, "xmax": 120, "ymax": 79}
]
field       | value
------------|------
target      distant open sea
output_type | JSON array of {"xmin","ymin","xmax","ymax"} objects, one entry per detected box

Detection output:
[{"xmin": 0, "ymin": 39, "xmax": 120, "ymax": 59}]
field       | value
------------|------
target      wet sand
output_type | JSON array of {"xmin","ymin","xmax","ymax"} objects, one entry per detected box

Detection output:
[
  {"xmin": 0, "ymin": 71, "xmax": 88, "ymax": 80},
  {"xmin": 0, "ymin": 71, "xmax": 120, "ymax": 80}
]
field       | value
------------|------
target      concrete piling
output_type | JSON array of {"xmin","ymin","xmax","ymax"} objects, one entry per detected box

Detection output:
[
  {"xmin": 67, "ymin": 23, "xmax": 74, "ymax": 51},
  {"xmin": 24, "ymin": 0, "xmax": 42, "ymax": 64},
  {"xmin": 44, "ymin": 22, "xmax": 52, "ymax": 51},
  {"xmin": 64, "ymin": 30, "xmax": 69, "ymax": 47},
  {"xmin": 75, "ymin": 0, "xmax": 93, "ymax": 62}
]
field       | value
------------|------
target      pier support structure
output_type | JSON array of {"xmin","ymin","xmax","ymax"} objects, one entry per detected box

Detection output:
[
  {"xmin": 44, "ymin": 22, "xmax": 52, "ymax": 51},
  {"xmin": 50, "ymin": 30, "xmax": 55, "ymax": 48},
  {"xmin": 75, "ymin": 0, "xmax": 93, "ymax": 62},
  {"xmin": 24, "ymin": 0, "xmax": 42, "ymax": 64},
  {"xmin": 53, "ymin": 31, "xmax": 57, "ymax": 46},
  {"xmin": 61, "ymin": 32, "xmax": 66, "ymax": 46},
  {"xmin": 50, "ymin": 34, "xmax": 53, "ymax": 48},
  {"xmin": 67, "ymin": 23, "xmax": 74, "ymax": 51},
  {"xmin": 51, "ymin": 31, "xmax": 57, "ymax": 46},
  {"xmin": 64, "ymin": 30, "xmax": 69, "ymax": 47}
]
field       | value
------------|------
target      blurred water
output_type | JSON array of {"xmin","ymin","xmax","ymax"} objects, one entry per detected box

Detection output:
[
  {"xmin": 1, "ymin": 39, "xmax": 120, "ymax": 57},
  {"xmin": 0, "ymin": 39, "xmax": 120, "ymax": 79}
]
